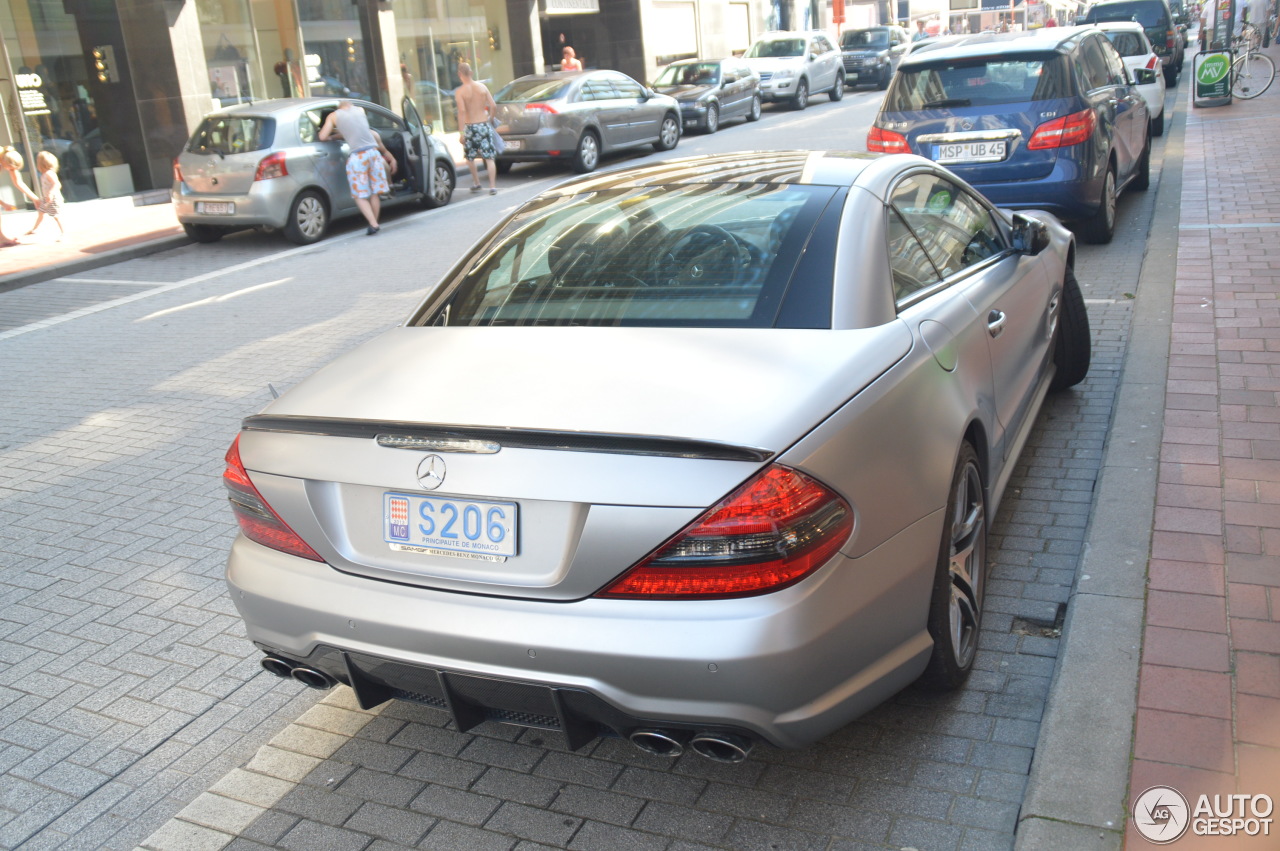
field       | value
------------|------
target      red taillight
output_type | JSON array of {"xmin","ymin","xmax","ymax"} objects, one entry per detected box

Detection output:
[
  {"xmin": 596, "ymin": 465, "xmax": 854, "ymax": 599},
  {"xmin": 173, "ymin": 157, "xmax": 184, "ymax": 184},
  {"xmin": 223, "ymin": 435, "xmax": 323, "ymax": 561},
  {"xmin": 525, "ymin": 102, "xmax": 558, "ymax": 114},
  {"xmin": 867, "ymin": 125, "xmax": 910, "ymax": 154},
  {"xmin": 1027, "ymin": 108, "xmax": 1097, "ymax": 149},
  {"xmin": 1167, "ymin": 29, "xmax": 1175, "ymax": 49},
  {"xmin": 1146, "ymin": 55, "xmax": 1160, "ymax": 70},
  {"xmin": 254, "ymin": 151, "xmax": 288, "ymax": 181}
]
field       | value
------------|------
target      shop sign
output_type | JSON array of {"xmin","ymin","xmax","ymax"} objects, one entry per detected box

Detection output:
[
  {"xmin": 16, "ymin": 73, "xmax": 50, "ymax": 117},
  {"xmin": 544, "ymin": 0, "xmax": 599, "ymax": 14},
  {"xmin": 1194, "ymin": 49, "xmax": 1232, "ymax": 104}
]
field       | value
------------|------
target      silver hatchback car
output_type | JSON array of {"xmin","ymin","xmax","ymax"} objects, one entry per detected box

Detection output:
[
  {"xmin": 494, "ymin": 71, "xmax": 681, "ymax": 174},
  {"xmin": 172, "ymin": 97, "xmax": 456, "ymax": 245},
  {"xmin": 224, "ymin": 151, "xmax": 1090, "ymax": 761}
]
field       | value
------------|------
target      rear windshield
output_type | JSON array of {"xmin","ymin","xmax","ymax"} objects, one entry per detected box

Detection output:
[
  {"xmin": 746, "ymin": 38, "xmax": 805, "ymax": 58},
  {"xmin": 1082, "ymin": 1, "xmax": 1167, "ymax": 27},
  {"xmin": 886, "ymin": 56, "xmax": 1072, "ymax": 109},
  {"xmin": 186, "ymin": 116, "xmax": 274, "ymax": 155},
  {"xmin": 496, "ymin": 78, "xmax": 571, "ymax": 103},
  {"xmin": 843, "ymin": 30, "xmax": 890, "ymax": 49},
  {"xmin": 1104, "ymin": 31, "xmax": 1149, "ymax": 55},
  {"xmin": 413, "ymin": 183, "xmax": 836, "ymax": 328}
]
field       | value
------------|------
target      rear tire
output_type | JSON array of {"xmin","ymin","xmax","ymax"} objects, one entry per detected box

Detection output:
[
  {"xmin": 829, "ymin": 72, "xmax": 845, "ymax": 101},
  {"xmin": 1152, "ymin": 109, "xmax": 1164, "ymax": 137},
  {"xmin": 792, "ymin": 79, "xmax": 809, "ymax": 110},
  {"xmin": 421, "ymin": 158, "xmax": 455, "ymax": 208},
  {"xmin": 571, "ymin": 130, "xmax": 600, "ymax": 173},
  {"xmin": 877, "ymin": 67, "xmax": 891, "ymax": 90},
  {"xmin": 1050, "ymin": 266, "xmax": 1091, "ymax": 392},
  {"xmin": 1164, "ymin": 63, "xmax": 1179, "ymax": 86},
  {"xmin": 283, "ymin": 190, "xmax": 328, "ymax": 245},
  {"xmin": 1078, "ymin": 166, "xmax": 1116, "ymax": 245},
  {"xmin": 182, "ymin": 223, "xmax": 225, "ymax": 243},
  {"xmin": 495, "ymin": 160, "xmax": 513, "ymax": 175},
  {"xmin": 746, "ymin": 94, "xmax": 762, "ymax": 121},
  {"xmin": 919, "ymin": 444, "xmax": 986, "ymax": 691},
  {"xmin": 653, "ymin": 114, "xmax": 681, "ymax": 151},
  {"xmin": 1133, "ymin": 132, "xmax": 1151, "ymax": 191}
]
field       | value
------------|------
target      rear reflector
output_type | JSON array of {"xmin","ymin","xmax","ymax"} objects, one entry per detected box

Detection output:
[
  {"xmin": 867, "ymin": 125, "xmax": 910, "ymax": 154},
  {"xmin": 223, "ymin": 435, "xmax": 323, "ymax": 561},
  {"xmin": 596, "ymin": 464, "xmax": 853, "ymax": 599},
  {"xmin": 1027, "ymin": 108, "xmax": 1097, "ymax": 149}
]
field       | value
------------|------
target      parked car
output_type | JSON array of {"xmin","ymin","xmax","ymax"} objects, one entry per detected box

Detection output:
[
  {"xmin": 742, "ymin": 30, "xmax": 844, "ymax": 109},
  {"xmin": 1080, "ymin": 0, "xmax": 1185, "ymax": 85},
  {"xmin": 650, "ymin": 59, "xmax": 762, "ymax": 133},
  {"xmin": 839, "ymin": 25, "xmax": 911, "ymax": 89},
  {"xmin": 492, "ymin": 70, "xmax": 681, "ymax": 174},
  {"xmin": 867, "ymin": 27, "xmax": 1152, "ymax": 243},
  {"xmin": 172, "ymin": 97, "xmax": 455, "ymax": 245},
  {"xmin": 223, "ymin": 149, "xmax": 1090, "ymax": 759},
  {"xmin": 1097, "ymin": 21, "xmax": 1168, "ymax": 135}
]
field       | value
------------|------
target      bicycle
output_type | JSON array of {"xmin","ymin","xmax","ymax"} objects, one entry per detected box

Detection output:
[{"xmin": 1230, "ymin": 35, "xmax": 1276, "ymax": 99}]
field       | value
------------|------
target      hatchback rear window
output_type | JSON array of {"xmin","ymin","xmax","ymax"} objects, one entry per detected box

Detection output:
[
  {"xmin": 1104, "ymin": 31, "xmax": 1149, "ymax": 55},
  {"xmin": 1083, "ymin": 1, "xmax": 1167, "ymax": 28},
  {"xmin": 414, "ymin": 183, "xmax": 837, "ymax": 328},
  {"xmin": 496, "ymin": 79, "xmax": 571, "ymax": 102},
  {"xmin": 886, "ymin": 56, "xmax": 1072, "ymax": 109},
  {"xmin": 186, "ymin": 117, "xmax": 274, "ymax": 155}
]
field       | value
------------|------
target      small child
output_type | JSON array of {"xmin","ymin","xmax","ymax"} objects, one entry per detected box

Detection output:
[{"xmin": 26, "ymin": 151, "xmax": 64, "ymax": 239}]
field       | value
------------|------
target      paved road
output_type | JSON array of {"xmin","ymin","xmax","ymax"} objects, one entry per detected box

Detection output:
[{"xmin": 0, "ymin": 81, "xmax": 1177, "ymax": 850}]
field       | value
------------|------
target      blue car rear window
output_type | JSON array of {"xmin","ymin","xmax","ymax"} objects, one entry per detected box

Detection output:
[{"xmin": 886, "ymin": 56, "xmax": 1072, "ymax": 109}]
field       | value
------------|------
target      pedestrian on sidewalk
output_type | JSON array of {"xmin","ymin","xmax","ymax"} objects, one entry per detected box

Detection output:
[
  {"xmin": 561, "ymin": 46, "xmax": 584, "ymax": 71},
  {"xmin": 25, "ymin": 152, "xmax": 64, "ymax": 240},
  {"xmin": 0, "ymin": 146, "xmax": 40, "ymax": 247},
  {"xmin": 454, "ymin": 62, "xmax": 500, "ymax": 196},
  {"xmin": 318, "ymin": 100, "xmax": 398, "ymax": 235}
]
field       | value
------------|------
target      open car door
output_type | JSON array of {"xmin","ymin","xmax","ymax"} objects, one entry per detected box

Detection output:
[{"xmin": 401, "ymin": 96, "xmax": 432, "ymax": 197}]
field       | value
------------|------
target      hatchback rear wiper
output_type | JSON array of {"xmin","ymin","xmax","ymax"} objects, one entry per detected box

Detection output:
[{"xmin": 921, "ymin": 98, "xmax": 972, "ymax": 108}]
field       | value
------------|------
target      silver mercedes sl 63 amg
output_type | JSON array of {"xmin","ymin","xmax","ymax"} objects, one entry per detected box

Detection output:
[{"xmin": 224, "ymin": 150, "xmax": 1090, "ymax": 762}]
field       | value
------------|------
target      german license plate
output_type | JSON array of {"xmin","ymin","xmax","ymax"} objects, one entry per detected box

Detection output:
[
  {"xmin": 933, "ymin": 141, "xmax": 1006, "ymax": 164},
  {"xmin": 384, "ymin": 492, "xmax": 518, "ymax": 559},
  {"xmin": 503, "ymin": 139, "xmax": 523, "ymax": 151},
  {"xmin": 197, "ymin": 201, "xmax": 234, "ymax": 215}
]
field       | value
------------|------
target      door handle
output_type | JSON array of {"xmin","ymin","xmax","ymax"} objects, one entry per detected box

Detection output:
[
  {"xmin": 312, "ymin": 151, "xmax": 329, "ymax": 158},
  {"xmin": 988, "ymin": 309, "xmax": 1007, "ymax": 338}
]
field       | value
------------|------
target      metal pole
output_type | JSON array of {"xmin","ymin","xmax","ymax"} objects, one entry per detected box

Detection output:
[{"xmin": 0, "ymin": 20, "xmax": 41, "ymax": 200}]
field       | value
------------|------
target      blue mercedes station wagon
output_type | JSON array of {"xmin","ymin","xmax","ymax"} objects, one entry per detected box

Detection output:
[{"xmin": 868, "ymin": 27, "xmax": 1152, "ymax": 243}]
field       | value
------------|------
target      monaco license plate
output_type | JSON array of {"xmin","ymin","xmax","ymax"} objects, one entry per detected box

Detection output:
[
  {"xmin": 384, "ymin": 492, "xmax": 518, "ymax": 560},
  {"xmin": 197, "ymin": 201, "xmax": 234, "ymax": 215},
  {"xmin": 503, "ymin": 139, "xmax": 523, "ymax": 151},
  {"xmin": 933, "ymin": 141, "xmax": 1007, "ymax": 164}
]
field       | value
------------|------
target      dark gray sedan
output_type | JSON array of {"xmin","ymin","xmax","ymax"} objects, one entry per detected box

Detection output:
[
  {"xmin": 651, "ymin": 59, "xmax": 762, "ymax": 133},
  {"xmin": 494, "ymin": 70, "xmax": 681, "ymax": 174}
]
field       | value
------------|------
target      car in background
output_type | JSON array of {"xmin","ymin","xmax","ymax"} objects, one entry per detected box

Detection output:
[
  {"xmin": 1080, "ymin": 0, "xmax": 1184, "ymax": 85},
  {"xmin": 223, "ymin": 149, "xmax": 1090, "ymax": 758},
  {"xmin": 840, "ymin": 25, "xmax": 911, "ymax": 89},
  {"xmin": 742, "ymin": 30, "xmax": 844, "ymax": 109},
  {"xmin": 1097, "ymin": 21, "xmax": 1168, "ymax": 135},
  {"xmin": 650, "ymin": 59, "xmax": 762, "ymax": 133},
  {"xmin": 492, "ymin": 70, "xmax": 681, "ymax": 174},
  {"xmin": 868, "ymin": 27, "xmax": 1152, "ymax": 243},
  {"xmin": 172, "ymin": 97, "xmax": 455, "ymax": 245}
]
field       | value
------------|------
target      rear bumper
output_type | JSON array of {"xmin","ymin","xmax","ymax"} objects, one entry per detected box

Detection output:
[
  {"xmin": 171, "ymin": 177, "xmax": 304, "ymax": 229},
  {"xmin": 226, "ymin": 510, "xmax": 941, "ymax": 749},
  {"xmin": 493, "ymin": 126, "xmax": 581, "ymax": 163},
  {"xmin": 964, "ymin": 158, "xmax": 1102, "ymax": 223}
]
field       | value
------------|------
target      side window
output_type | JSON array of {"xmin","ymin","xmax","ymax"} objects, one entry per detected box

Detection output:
[
  {"xmin": 612, "ymin": 76, "xmax": 645, "ymax": 99},
  {"xmin": 1099, "ymin": 38, "xmax": 1128, "ymax": 85},
  {"xmin": 815, "ymin": 35, "xmax": 835, "ymax": 54},
  {"xmin": 1079, "ymin": 38, "xmax": 1113, "ymax": 90},
  {"xmin": 580, "ymin": 80, "xmax": 617, "ymax": 101},
  {"xmin": 887, "ymin": 208, "xmax": 941, "ymax": 304},
  {"xmin": 365, "ymin": 108, "xmax": 403, "ymax": 134},
  {"xmin": 890, "ymin": 173, "xmax": 1007, "ymax": 278},
  {"xmin": 299, "ymin": 110, "xmax": 323, "ymax": 143}
]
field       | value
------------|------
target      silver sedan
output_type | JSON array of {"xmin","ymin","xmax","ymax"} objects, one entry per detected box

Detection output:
[
  {"xmin": 224, "ymin": 151, "xmax": 1090, "ymax": 761},
  {"xmin": 493, "ymin": 71, "xmax": 682, "ymax": 174}
]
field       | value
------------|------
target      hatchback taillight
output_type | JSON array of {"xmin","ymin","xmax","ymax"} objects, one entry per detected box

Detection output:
[
  {"xmin": 596, "ymin": 465, "xmax": 853, "ymax": 599},
  {"xmin": 223, "ymin": 435, "xmax": 323, "ymax": 561},
  {"xmin": 254, "ymin": 151, "xmax": 288, "ymax": 181},
  {"xmin": 867, "ymin": 125, "xmax": 910, "ymax": 154},
  {"xmin": 1027, "ymin": 108, "xmax": 1097, "ymax": 149},
  {"xmin": 173, "ymin": 157, "xmax": 184, "ymax": 185},
  {"xmin": 525, "ymin": 102, "xmax": 558, "ymax": 114},
  {"xmin": 1167, "ymin": 29, "xmax": 1175, "ymax": 49},
  {"xmin": 1146, "ymin": 55, "xmax": 1160, "ymax": 70}
]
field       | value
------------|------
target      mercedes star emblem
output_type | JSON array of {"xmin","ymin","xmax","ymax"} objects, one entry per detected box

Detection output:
[{"xmin": 416, "ymin": 454, "xmax": 446, "ymax": 490}]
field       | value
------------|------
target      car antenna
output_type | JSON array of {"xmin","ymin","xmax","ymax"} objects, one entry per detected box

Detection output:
[{"xmin": 267, "ymin": 383, "xmax": 280, "ymax": 399}]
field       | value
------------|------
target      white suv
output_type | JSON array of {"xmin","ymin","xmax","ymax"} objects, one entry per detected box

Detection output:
[{"xmin": 742, "ymin": 31, "xmax": 844, "ymax": 109}]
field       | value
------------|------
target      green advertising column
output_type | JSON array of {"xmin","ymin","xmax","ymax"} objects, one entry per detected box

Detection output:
[{"xmin": 1193, "ymin": 49, "xmax": 1233, "ymax": 107}]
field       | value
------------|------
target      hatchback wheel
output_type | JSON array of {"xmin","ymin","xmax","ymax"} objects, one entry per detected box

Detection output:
[
  {"xmin": 747, "ymin": 94, "xmax": 762, "ymax": 122},
  {"xmin": 829, "ymin": 72, "xmax": 845, "ymax": 101},
  {"xmin": 183, "ymin": 223, "xmax": 226, "ymax": 243},
  {"xmin": 920, "ymin": 444, "xmax": 986, "ymax": 690},
  {"xmin": 572, "ymin": 131, "xmax": 600, "ymax": 173},
  {"xmin": 704, "ymin": 103, "xmax": 720, "ymax": 134},
  {"xmin": 1079, "ymin": 166, "xmax": 1116, "ymax": 245},
  {"xmin": 422, "ymin": 158, "xmax": 455, "ymax": 208},
  {"xmin": 653, "ymin": 114, "xmax": 681, "ymax": 151},
  {"xmin": 792, "ymin": 79, "xmax": 809, "ymax": 110},
  {"xmin": 283, "ymin": 190, "xmax": 328, "ymax": 245},
  {"xmin": 1049, "ymin": 267, "xmax": 1091, "ymax": 392}
]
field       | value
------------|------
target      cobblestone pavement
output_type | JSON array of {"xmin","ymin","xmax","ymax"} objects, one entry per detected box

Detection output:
[{"xmin": 2, "ymin": 87, "xmax": 1175, "ymax": 850}]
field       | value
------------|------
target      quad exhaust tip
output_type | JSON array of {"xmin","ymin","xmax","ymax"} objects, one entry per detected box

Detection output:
[
  {"xmin": 689, "ymin": 731, "xmax": 753, "ymax": 763},
  {"xmin": 629, "ymin": 729, "xmax": 689, "ymax": 758}
]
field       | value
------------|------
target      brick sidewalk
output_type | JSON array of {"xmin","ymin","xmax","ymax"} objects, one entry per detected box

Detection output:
[{"xmin": 1126, "ymin": 51, "xmax": 1280, "ymax": 848}]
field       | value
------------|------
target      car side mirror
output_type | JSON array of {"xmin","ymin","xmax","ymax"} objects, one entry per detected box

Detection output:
[
  {"xmin": 809, "ymin": 53, "xmax": 818, "ymax": 61},
  {"xmin": 1133, "ymin": 67, "xmax": 1158, "ymax": 85},
  {"xmin": 1011, "ymin": 213, "xmax": 1051, "ymax": 255},
  {"xmin": 643, "ymin": 87, "xmax": 655, "ymax": 99}
]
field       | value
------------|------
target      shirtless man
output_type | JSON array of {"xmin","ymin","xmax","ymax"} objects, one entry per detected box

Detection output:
[{"xmin": 454, "ymin": 62, "xmax": 500, "ymax": 195}]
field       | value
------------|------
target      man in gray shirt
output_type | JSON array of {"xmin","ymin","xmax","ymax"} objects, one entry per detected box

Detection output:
[{"xmin": 320, "ymin": 100, "xmax": 398, "ymax": 235}]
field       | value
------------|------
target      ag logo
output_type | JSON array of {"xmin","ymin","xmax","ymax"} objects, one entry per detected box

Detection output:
[
  {"xmin": 1133, "ymin": 785, "xmax": 1190, "ymax": 844},
  {"xmin": 1197, "ymin": 54, "xmax": 1230, "ymax": 85}
]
